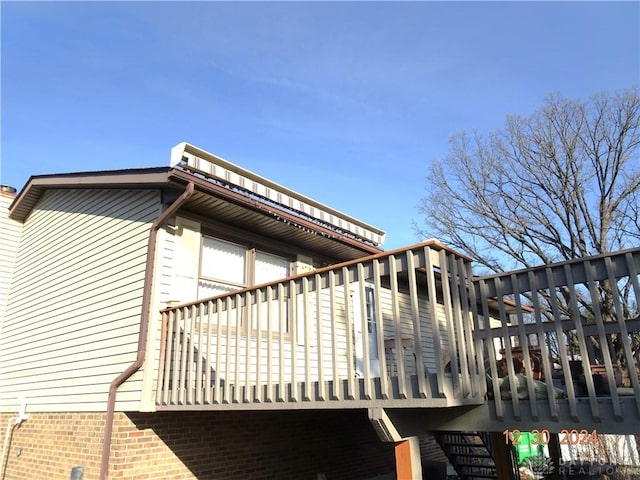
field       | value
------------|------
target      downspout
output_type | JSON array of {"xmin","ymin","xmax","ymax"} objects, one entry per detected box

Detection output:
[{"xmin": 99, "ymin": 182, "xmax": 194, "ymax": 480}]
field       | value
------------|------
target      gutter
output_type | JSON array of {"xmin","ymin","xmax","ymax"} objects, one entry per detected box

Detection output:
[
  {"xmin": 99, "ymin": 182, "xmax": 195, "ymax": 480},
  {"xmin": 168, "ymin": 169, "xmax": 383, "ymax": 256}
]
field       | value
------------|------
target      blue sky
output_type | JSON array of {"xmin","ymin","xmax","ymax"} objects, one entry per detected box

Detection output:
[{"xmin": 1, "ymin": 1, "xmax": 638, "ymax": 250}]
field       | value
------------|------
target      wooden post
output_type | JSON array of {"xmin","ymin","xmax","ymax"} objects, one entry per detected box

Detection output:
[
  {"xmin": 490, "ymin": 432, "xmax": 515, "ymax": 480},
  {"xmin": 395, "ymin": 437, "xmax": 422, "ymax": 479},
  {"xmin": 547, "ymin": 433, "xmax": 562, "ymax": 480}
]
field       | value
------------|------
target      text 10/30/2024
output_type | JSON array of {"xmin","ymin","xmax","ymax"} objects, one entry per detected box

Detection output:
[{"xmin": 504, "ymin": 429, "xmax": 599, "ymax": 446}]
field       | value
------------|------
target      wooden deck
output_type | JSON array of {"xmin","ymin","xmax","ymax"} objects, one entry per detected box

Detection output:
[{"xmin": 155, "ymin": 244, "xmax": 640, "ymax": 434}]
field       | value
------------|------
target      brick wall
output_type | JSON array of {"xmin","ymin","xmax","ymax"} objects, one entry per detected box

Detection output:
[
  {"xmin": 1, "ymin": 409, "xmax": 395, "ymax": 480},
  {"xmin": 0, "ymin": 413, "xmax": 104, "ymax": 480}
]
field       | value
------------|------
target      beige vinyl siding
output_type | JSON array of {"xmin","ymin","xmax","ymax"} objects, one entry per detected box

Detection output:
[
  {"xmin": 0, "ymin": 188, "xmax": 161, "ymax": 412},
  {"xmin": 379, "ymin": 290, "xmax": 449, "ymax": 375},
  {"xmin": 0, "ymin": 193, "xmax": 21, "ymax": 325},
  {"xmin": 166, "ymin": 282, "xmax": 451, "ymax": 389},
  {"xmin": 142, "ymin": 217, "xmax": 199, "ymax": 410},
  {"xmin": 285, "ymin": 285, "xmax": 449, "ymax": 382}
]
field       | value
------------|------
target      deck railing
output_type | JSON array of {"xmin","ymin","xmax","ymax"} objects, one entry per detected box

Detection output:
[
  {"xmin": 156, "ymin": 240, "xmax": 640, "ymax": 425},
  {"xmin": 473, "ymin": 247, "xmax": 640, "ymax": 425},
  {"xmin": 155, "ymin": 241, "xmax": 486, "ymax": 409}
]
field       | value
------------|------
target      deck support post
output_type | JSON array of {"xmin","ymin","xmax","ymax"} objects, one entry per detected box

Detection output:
[
  {"xmin": 490, "ymin": 432, "xmax": 515, "ymax": 480},
  {"xmin": 395, "ymin": 436, "xmax": 422, "ymax": 480},
  {"xmin": 547, "ymin": 433, "xmax": 562, "ymax": 480}
]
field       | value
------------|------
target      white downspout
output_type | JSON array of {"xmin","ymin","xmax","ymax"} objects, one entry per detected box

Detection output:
[{"xmin": 1, "ymin": 397, "xmax": 28, "ymax": 480}]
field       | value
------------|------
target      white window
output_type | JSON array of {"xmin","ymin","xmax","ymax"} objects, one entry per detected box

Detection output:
[
  {"xmin": 253, "ymin": 251, "xmax": 291, "ymax": 332},
  {"xmin": 198, "ymin": 235, "xmax": 292, "ymax": 332},
  {"xmin": 199, "ymin": 237, "xmax": 247, "ymax": 297},
  {"xmin": 255, "ymin": 251, "xmax": 290, "ymax": 285}
]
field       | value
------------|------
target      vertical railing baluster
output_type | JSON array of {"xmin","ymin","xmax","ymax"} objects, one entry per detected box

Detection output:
[
  {"xmin": 584, "ymin": 260, "xmax": 622, "ymax": 418},
  {"xmin": 439, "ymin": 249, "xmax": 460, "ymax": 397},
  {"xmin": 183, "ymin": 306, "xmax": 191, "ymax": 405},
  {"xmin": 343, "ymin": 266, "xmax": 356, "ymax": 400},
  {"xmin": 494, "ymin": 276, "xmax": 521, "ymax": 419},
  {"xmin": 243, "ymin": 291, "xmax": 252, "ymax": 403},
  {"xmin": 213, "ymin": 299, "xmax": 222, "ymax": 404},
  {"xmin": 407, "ymin": 250, "xmax": 428, "ymax": 398},
  {"xmin": 357, "ymin": 263, "xmax": 372, "ymax": 400},
  {"xmin": 447, "ymin": 252, "xmax": 470, "ymax": 397},
  {"xmin": 315, "ymin": 273, "xmax": 326, "ymax": 401},
  {"xmin": 170, "ymin": 308, "xmax": 181, "ymax": 405},
  {"xmin": 223, "ymin": 296, "xmax": 232, "ymax": 404},
  {"xmin": 389, "ymin": 256, "xmax": 407, "ymax": 399},
  {"xmin": 544, "ymin": 267, "xmax": 571, "ymax": 420},
  {"xmin": 457, "ymin": 255, "xmax": 479, "ymax": 397},
  {"xmin": 157, "ymin": 310, "xmax": 169, "ymax": 405},
  {"xmin": 290, "ymin": 279, "xmax": 298, "ymax": 402},
  {"xmin": 425, "ymin": 246, "xmax": 445, "ymax": 397},
  {"xmin": 266, "ymin": 285, "xmax": 274, "ymax": 403},
  {"xmin": 477, "ymin": 277, "xmax": 504, "ymax": 418},
  {"xmin": 302, "ymin": 276, "xmax": 312, "ymax": 401},
  {"xmin": 278, "ymin": 283, "xmax": 286, "ymax": 402},
  {"xmin": 195, "ymin": 302, "xmax": 205, "ymax": 405},
  {"xmin": 467, "ymin": 262, "xmax": 487, "ymax": 400},
  {"xmin": 562, "ymin": 265, "xmax": 596, "ymax": 419},
  {"xmin": 372, "ymin": 259, "xmax": 389, "ymax": 399},
  {"xmin": 204, "ymin": 300, "xmax": 214, "ymax": 404},
  {"xmin": 526, "ymin": 270, "xmax": 567, "ymax": 416},
  {"xmin": 185, "ymin": 305, "xmax": 196, "ymax": 405},
  {"xmin": 155, "ymin": 311, "xmax": 167, "ymax": 405},
  {"xmin": 255, "ymin": 288, "xmax": 263, "ymax": 403},
  {"xmin": 233, "ymin": 293, "xmax": 242, "ymax": 404},
  {"xmin": 179, "ymin": 306, "xmax": 190, "ymax": 405},
  {"xmin": 329, "ymin": 270, "xmax": 340, "ymax": 401},
  {"xmin": 511, "ymin": 273, "xmax": 537, "ymax": 418}
]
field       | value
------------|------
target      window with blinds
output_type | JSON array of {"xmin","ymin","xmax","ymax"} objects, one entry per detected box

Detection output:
[
  {"xmin": 199, "ymin": 237, "xmax": 247, "ymax": 297},
  {"xmin": 198, "ymin": 235, "xmax": 292, "ymax": 332}
]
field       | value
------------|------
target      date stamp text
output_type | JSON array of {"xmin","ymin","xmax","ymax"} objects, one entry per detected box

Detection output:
[{"xmin": 504, "ymin": 429, "xmax": 599, "ymax": 446}]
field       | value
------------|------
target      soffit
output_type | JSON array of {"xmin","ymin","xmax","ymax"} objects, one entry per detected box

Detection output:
[{"xmin": 169, "ymin": 170, "xmax": 382, "ymax": 261}]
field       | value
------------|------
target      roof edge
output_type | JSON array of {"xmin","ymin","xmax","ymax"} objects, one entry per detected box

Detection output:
[
  {"xmin": 9, "ymin": 168, "xmax": 173, "ymax": 221},
  {"xmin": 171, "ymin": 142, "xmax": 387, "ymax": 246}
]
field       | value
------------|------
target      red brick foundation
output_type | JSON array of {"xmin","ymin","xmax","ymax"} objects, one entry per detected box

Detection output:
[
  {"xmin": 1, "ymin": 409, "xmax": 395, "ymax": 479},
  {"xmin": 0, "ymin": 413, "xmax": 104, "ymax": 480}
]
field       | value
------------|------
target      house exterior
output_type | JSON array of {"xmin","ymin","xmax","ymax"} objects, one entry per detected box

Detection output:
[{"xmin": 1, "ymin": 143, "xmax": 639, "ymax": 480}]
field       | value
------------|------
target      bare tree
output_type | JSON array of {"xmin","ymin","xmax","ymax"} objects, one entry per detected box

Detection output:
[
  {"xmin": 416, "ymin": 86, "xmax": 640, "ymax": 384},
  {"xmin": 417, "ymin": 86, "xmax": 639, "ymax": 273}
]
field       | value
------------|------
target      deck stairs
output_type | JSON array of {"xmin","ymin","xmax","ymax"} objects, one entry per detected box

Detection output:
[{"xmin": 435, "ymin": 431, "xmax": 518, "ymax": 480}]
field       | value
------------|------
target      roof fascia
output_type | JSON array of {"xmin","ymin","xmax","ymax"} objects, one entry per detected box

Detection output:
[
  {"xmin": 8, "ymin": 165, "xmax": 383, "ymax": 257},
  {"xmin": 9, "ymin": 169, "xmax": 173, "ymax": 221}
]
